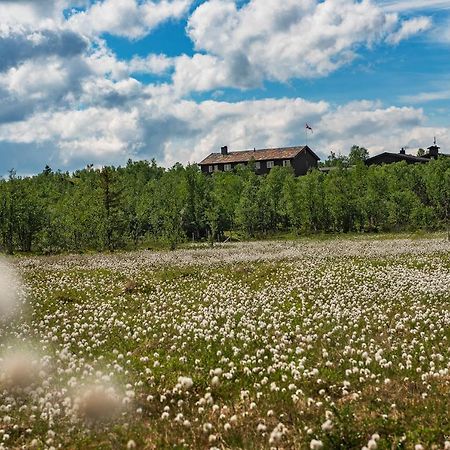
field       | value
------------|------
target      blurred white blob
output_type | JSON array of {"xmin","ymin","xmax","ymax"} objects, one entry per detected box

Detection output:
[
  {"xmin": 0, "ymin": 349, "xmax": 42, "ymax": 390},
  {"xmin": 0, "ymin": 259, "xmax": 21, "ymax": 321},
  {"xmin": 74, "ymin": 384, "xmax": 122, "ymax": 422}
]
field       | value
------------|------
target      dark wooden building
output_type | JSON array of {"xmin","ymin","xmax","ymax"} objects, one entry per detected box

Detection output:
[
  {"xmin": 199, "ymin": 145, "xmax": 320, "ymax": 177},
  {"xmin": 365, "ymin": 150, "xmax": 429, "ymax": 166},
  {"xmin": 365, "ymin": 140, "xmax": 448, "ymax": 167}
]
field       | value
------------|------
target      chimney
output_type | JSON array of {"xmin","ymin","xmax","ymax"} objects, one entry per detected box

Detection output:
[
  {"xmin": 221, "ymin": 145, "xmax": 228, "ymax": 155},
  {"xmin": 399, "ymin": 147, "xmax": 406, "ymax": 155},
  {"xmin": 427, "ymin": 137, "xmax": 440, "ymax": 159}
]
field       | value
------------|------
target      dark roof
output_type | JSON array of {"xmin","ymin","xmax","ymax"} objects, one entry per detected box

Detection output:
[
  {"xmin": 365, "ymin": 152, "xmax": 430, "ymax": 165},
  {"xmin": 199, "ymin": 145, "xmax": 320, "ymax": 165}
]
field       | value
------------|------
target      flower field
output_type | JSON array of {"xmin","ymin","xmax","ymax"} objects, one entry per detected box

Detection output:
[{"xmin": 2, "ymin": 236, "xmax": 450, "ymax": 449}]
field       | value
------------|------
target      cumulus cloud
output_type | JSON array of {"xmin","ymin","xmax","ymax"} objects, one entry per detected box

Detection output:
[
  {"xmin": 386, "ymin": 16, "xmax": 432, "ymax": 44},
  {"xmin": 379, "ymin": 0, "xmax": 450, "ymax": 13},
  {"xmin": 67, "ymin": 0, "xmax": 192, "ymax": 39},
  {"xmin": 0, "ymin": 93, "xmax": 444, "ymax": 171},
  {"xmin": 128, "ymin": 53, "xmax": 174, "ymax": 75},
  {"xmin": 0, "ymin": 0, "xmax": 71, "ymax": 28},
  {"xmin": 0, "ymin": 0, "xmax": 442, "ymax": 174},
  {"xmin": 175, "ymin": 0, "xmax": 421, "ymax": 92},
  {"xmin": 0, "ymin": 106, "xmax": 142, "ymax": 163},
  {"xmin": 400, "ymin": 90, "xmax": 450, "ymax": 103},
  {"xmin": 0, "ymin": 27, "xmax": 88, "ymax": 72},
  {"xmin": 0, "ymin": 55, "xmax": 92, "ymax": 124}
]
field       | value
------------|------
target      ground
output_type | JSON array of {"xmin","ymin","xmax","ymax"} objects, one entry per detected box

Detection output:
[{"xmin": 1, "ymin": 235, "xmax": 450, "ymax": 449}]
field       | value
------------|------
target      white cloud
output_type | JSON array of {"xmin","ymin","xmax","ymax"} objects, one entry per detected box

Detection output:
[
  {"xmin": 128, "ymin": 53, "xmax": 174, "ymax": 75},
  {"xmin": 379, "ymin": 0, "xmax": 450, "ymax": 12},
  {"xmin": 0, "ymin": 59, "xmax": 69, "ymax": 99},
  {"xmin": 67, "ymin": 0, "xmax": 192, "ymax": 39},
  {"xmin": 386, "ymin": 16, "xmax": 432, "ymax": 44},
  {"xmin": 0, "ymin": 92, "xmax": 445, "ymax": 170},
  {"xmin": 170, "ymin": 0, "xmax": 432, "ymax": 93},
  {"xmin": 0, "ymin": 0, "xmax": 444, "ymax": 174},
  {"xmin": 0, "ymin": 0, "xmax": 72, "ymax": 29},
  {"xmin": 0, "ymin": 106, "xmax": 142, "ymax": 165},
  {"xmin": 172, "ymin": 54, "xmax": 239, "ymax": 94},
  {"xmin": 400, "ymin": 90, "xmax": 450, "ymax": 103},
  {"xmin": 0, "ymin": 26, "xmax": 88, "ymax": 72}
]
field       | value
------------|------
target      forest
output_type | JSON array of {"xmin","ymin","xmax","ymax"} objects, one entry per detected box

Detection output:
[{"xmin": 1, "ymin": 153, "xmax": 450, "ymax": 254}]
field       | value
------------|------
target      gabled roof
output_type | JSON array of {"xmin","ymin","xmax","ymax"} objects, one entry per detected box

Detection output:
[
  {"xmin": 365, "ymin": 152, "xmax": 430, "ymax": 164},
  {"xmin": 199, "ymin": 146, "xmax": 320, "ymax": 165}
]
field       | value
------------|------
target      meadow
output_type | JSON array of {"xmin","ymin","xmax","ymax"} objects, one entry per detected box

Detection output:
[{"xmin": 1, "ymin": 236, "xmax": 450, "ymax": 449}]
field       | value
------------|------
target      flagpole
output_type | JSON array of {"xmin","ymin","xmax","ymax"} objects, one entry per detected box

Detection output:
[{"xmin": 305, "ymin": 123, "xmax": 312, "ymax": 147}]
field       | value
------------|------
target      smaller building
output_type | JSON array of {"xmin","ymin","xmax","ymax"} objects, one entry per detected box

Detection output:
[
  {"xmin": 199, "ymin": 145, "xmax": 320, "ymax": 177},
  {"xmin": 365, "ymin": 139, "xmax": 449, "ymax": 167},
  {"xmin": 365, "ymin": 149, "xmax": 429, "ymax": 166}
]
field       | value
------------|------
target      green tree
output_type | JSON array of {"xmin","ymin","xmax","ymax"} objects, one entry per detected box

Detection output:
[
  {"xmin": 100, "ymin": 167, "xmax": 125, "ymax": 251},
  {"xmin": 348, "ymin": 145, "xmax": 369, "ymax": 165},
  {"xmin": 235, "ymin": 173, "xmax": 261, "ymax": 237}
]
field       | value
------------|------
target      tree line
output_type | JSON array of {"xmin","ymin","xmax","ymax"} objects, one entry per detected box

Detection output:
[{"xmin": 1, "ymin": 153, "xmax": 450, "ymax": 254}]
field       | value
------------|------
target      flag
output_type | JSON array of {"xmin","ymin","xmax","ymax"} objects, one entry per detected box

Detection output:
[{"xmin": 305, "ymin": 123, "xmax": 313, "ymax": 133}]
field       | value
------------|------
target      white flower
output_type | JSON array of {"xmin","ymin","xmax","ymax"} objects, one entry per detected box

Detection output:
[
  {"xmin": 178, "ymin": 376, "xmax": 194, "ymax": 391},
  {"xmin": 310, "ymin": 439, "xmax": 324, "ymax": 450}
]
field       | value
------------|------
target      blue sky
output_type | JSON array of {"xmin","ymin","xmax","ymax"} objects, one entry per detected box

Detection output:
[{"xmin": 0, "ymin": 0, "xmax": 450, "ymax": 174}]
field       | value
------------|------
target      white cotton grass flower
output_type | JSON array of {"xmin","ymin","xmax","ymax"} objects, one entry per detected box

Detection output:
[
  {"xmin": 0, "ymin": 259, "xmax": 22, "ymax": 322},
  {"xmin": 269, "ymin": 423, "xmax": 287, "ymax": 445},
  {"xmin": 0, "ymin": 348, "xmax": 42, "ymax": 391},
  {"xmin": 321, "ymin": 419, "xmax": 333, "ymax": 432},
  {"xmin": 177, "ymin": 376, "xmax": 193, "ymax": 391},
  {"xmin": 310, "ymin": 439, "xmax": 324, "ymax": 450}
]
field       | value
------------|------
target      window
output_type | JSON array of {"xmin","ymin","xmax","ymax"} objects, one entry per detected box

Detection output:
[
  {"xmin": 214, "ymin": 165, "xmax": 219, "ymax": 172},
  {"xmin": 283, "ymin": 159, "xmax": 291, "ymax": 167},
  {"xmin": 208, "ymin": 165, "xmax": 213, "ymax": 173},
  {"xmin": 255, "ymin": 161, "xmax": 261, "ymax": 170},
  {"xmin": 224, "ymin": 164, "xmax": 232, "ymax": 172},
  {"xmin": 267, "ymin": 160, "xmax": 274, "ymax": 169}
]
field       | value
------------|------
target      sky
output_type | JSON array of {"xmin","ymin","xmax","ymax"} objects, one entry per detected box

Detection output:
[{"xmin": 1, "ymin": 0, "xmax": 450, "ymax": 175}]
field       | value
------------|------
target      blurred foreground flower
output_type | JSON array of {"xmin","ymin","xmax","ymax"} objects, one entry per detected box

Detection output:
[
  {"xmin": 0, "ymin": 259, "xmax": 21, "ymax": 321},
  {"xmin": 74, "ymin": 384, "xmax": 122, "ymax": 423},
  {"xmin": 0, "ymin": 349, "xmax": 42, "ymax": 391}
]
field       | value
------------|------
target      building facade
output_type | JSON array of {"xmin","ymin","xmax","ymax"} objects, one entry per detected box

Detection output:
[{"xmin": 199, "ymin": 145, "xmax": 320, "ymax": 177}]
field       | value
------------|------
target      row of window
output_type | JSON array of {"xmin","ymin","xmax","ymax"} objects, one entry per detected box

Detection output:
[{"xmin": 208, "ymin": 160, "xmax": 291, "ymax": 172}]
